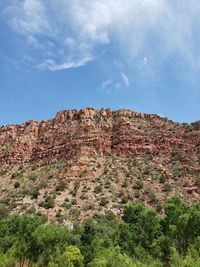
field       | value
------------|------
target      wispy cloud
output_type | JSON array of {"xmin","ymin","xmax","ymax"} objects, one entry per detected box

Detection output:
[
  {"xmin": 121, "ymin": 72, "xmax": 129, "ymax": 87},
  {"xmin": 138, "ymin": 57, "xmax": 148, "ymax": 68},
  {"xmin": 101, "ymin": 80, "xmax": 113, "ymax": 90},
  {"xmin": 38, "ymin": 56, "xmax": 94, "ymax": 71},
  {"xmin": 10, "ymin": 0, "xmax": 50, "ymax": 34},
  {"xmin": 2, "ymin": 0, "xmax": 200, "ymax": 77}
]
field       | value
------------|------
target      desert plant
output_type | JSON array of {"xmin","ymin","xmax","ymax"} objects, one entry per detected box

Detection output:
[
  {"xmin": 55, "ymin": 179, "xmax": 67, "ymax": 192},
  {"xmin": 133, "ymin": 179, "xmax": 143, "ymax": 190},
  {"xmin": 14, "ymin": 181, "xmax": 20, "ymax": 189},
  {"xmin": 163, "ymin": 183, "xmax": 172, "ymax": 192},
  {"xmin": 100, "ymin": 197, "xmax": 109, "ymax": 206},
  {"xmin": 94, "ymin": 185, "xmax": 102, "ymax": 194}
]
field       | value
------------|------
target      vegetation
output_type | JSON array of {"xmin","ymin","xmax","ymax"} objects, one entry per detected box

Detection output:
[
  {"xmin": 0, "ymin": 153, "xmax": 199, "ymax": 224},
  {"xmin": 0, "ymin": 197, "xmax": 200, "ymax": 266}
]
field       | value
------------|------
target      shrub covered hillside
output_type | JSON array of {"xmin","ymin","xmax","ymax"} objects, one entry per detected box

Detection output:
[
  {"xmin": 0, "ymin": 108, "xmax": 200, "ymax": 223},
  {"xmin": 0, "ymin": 197, "xmax": 200, "ymax": 267}
]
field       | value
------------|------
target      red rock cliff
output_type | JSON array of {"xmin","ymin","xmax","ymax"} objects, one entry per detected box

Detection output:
[{"xmin": 0, "ymin": 108, "xmax": 199, "ymax": 165}]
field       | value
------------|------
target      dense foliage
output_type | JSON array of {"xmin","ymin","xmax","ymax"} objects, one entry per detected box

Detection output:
[{"xmin": 0, "ymin": 197, "xmax": 200, "ymax": 266}]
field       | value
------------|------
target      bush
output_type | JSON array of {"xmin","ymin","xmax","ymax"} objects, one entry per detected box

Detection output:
[
  {"xmin": 29, "ymin": 188, "xmax": 40, "ymax": 199},
  {"xmin": 159, "ymin": 174, "xmax": 166, "ymax": 184},
  {"xmin": 172, "ymin": 163, "xmax": 181, "ymax": 179},
  {"xmin": 94, "ymin": 185, "xmax": 102, "ymax": 194},
  {"xmin": 134, "ymin": 190, "xmax": 141, "ymax": 199},
  {"xmin": 14, "ymin": 181, "xmax": 20, "ymax": 188},
  {"xmin": 55, "ymin": 179, "xmax": 67, "ymax": 192},
  {"xmin": 133, "ymin": 179, "xmax": 144, "ymax": 190},
  {"xmin": 122, "ymin": 179, "xmax": 128, "ymax": 188},
  {"xmin": 69, "ymin": 208, "xmax": 81, "ymax": 218},
  {"xmin": 105, "ymin": 210, "xmax": 116, "ymax": 221},
  {"xmin": 83, "ymin": 204, "xmax": 94, "ymax": 211},
  {"xmin": 100, "ymin": 197, "xmax": 109, "ymax": 206},
  {"xmin": 171, "ymin": 149, "xmax": 183, "ymax": 161},
  {"xmin": 71, "ymin": 181, "xmax": 80, "ymax": 196},
  {"xmin": 163, "ymin": 183, "xmax": 172, "ymax": 192},
  {"xmin": 71, "ymin": 198, "xmax": 77, "ymax": 205},
  {"xmin": 11, "ymin": 172, "xmax": 20, "ymax": 179},
  {"xmin": 40, "ymin": 195, "xmax": 55, "ymax": 209},
  {"xmin": 27, "ymin": 173, "xmax": 37, "ymax": 181},
  {"xmin": 121, "ymin": 195, "xmax": 128, "ymax": 204},
  {"xmin": 147, "ymin": 190, "xmax": 157, "ymax": 204}
]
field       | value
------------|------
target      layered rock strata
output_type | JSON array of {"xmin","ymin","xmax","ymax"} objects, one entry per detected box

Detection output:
[{"xmin": 0, "ymin": 108, "xmax": 199, "ymax": 165}]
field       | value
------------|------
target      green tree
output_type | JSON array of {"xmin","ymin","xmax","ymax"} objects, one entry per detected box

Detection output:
[
  {"xmin": 33, "ymin": 224, "xmax": 69, "ymax": 266},
  {"xmin": 48, "ymin": 246, "xmax": 84, "ymax": 267},
  {"xmin": 6, "ymin": 215, "xmax": 42, "ymax": 266},
  {"xmin": 123, "ymin": 204, "xmax": 145, "ymax": 225},
  {"xmin": 88, "ymin": 247, "xmax": 134, "ymax": 267},
  {"xmin": 122, "ymin": 204, "xmax": 162, "ymax": 254},
  {"xmin": 164, "ymin": 196, "xmax": 188, "ymax": 227},
  {"xmin": 163, "ymin": 197, "xmax": 200, "ymax": 255}
]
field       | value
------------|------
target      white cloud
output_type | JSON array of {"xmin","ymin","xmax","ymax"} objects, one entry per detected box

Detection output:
[
  {"xmin": 138, "ymin": 57, "xmax": 149, "ymax": 68},
  {"xmin": 64, "ymin": 37, "xmax": 76, "ymax": 49},
  {"xmin": 121, "ymin": 72, "xmax": 129, "ymax": 87},
  {"xmin": 2, "ymin": 0, "xmax": 200, "ymax": 75},
  {"xmin": 11, "ymin": 0, "xmax": 50, "ymax": 34},
  {"xmin": 101, "ymin": 80, "xmax": 113, "ymax": 90},
  {"xmin": 143, "ymin": 58, "xmax": 148, "ymax": 66},
  {"xmin": 38, "ymin": 56, "xmax": 94, "ymax": 71}
]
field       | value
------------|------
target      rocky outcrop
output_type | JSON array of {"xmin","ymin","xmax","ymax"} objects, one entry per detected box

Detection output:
[{"xmin": 0, "ymin": 108, "xmax": 199, "ymax": 165}]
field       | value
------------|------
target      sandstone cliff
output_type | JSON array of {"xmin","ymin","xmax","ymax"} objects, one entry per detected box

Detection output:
[{"xmin": 0, "ymin": 108, "xmax": 199, "ymax": 166}]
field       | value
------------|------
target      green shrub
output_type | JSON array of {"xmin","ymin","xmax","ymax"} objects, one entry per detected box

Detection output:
[
  {"xmin": 121, "ymin": 195, "xmax": 129, "ymax": 204},
  {"xmin": 134, "ymin": 189, "xmax": 141, "ymax": 199},
  {"xmin": 159, "ymin": 174, "xmax": 166, "ymax": 184},
  {"xmin": 71, "ymin": 198, "xmax": 77, "ymax": 205},
  {"xmin": 100, "ymin": 197, "xmax": 109, "ymax": 206},
  {"xmin": 11, "ymin": 172, "xmax": 21, "ymax": 179},
  {"xmin": 133, "ymin": 179, "xmax": 144, "ymax": 190},
  {"xmin": 40, "ymin": 195, "xmax": 55, "ymax": 209},
  {"xmin": 172, "ymin": 163, "xmax": 181, "ymax": 179},
  {"xmin": 104, "ymin": 180, "xmax": 111, "ymax": 188},
  {"xmin": 83, "ymin": 204, "xmax": 94, "ymax": 211},
  {"xmin": 105, "ymin": 210, "xmax": 116, "ymax": 221},
  {"xmin": 147, "ymin": 189, "xmax": 157, "ymax": 204},
  {"xmin": 71, "ymin": 181, "xmax": 80, "ymax": 196},
  {"xmin": 163, "ymin": 183, "xmax": 172, "ymax": 192},
  {"xmin": 80, "ymin": 193, "xmax": 88, "ymax": 200},
  {"xmin": 55, "ymin": 179, "xmax": 67, "ymax": 192},
  {"xmin": 69, "ymin": 208, "xmax": 81, "ymax": 218},
  {"xmin": 27, "ymin": 173, "xmax": 37, "ymax": 181},
  {"xmin": 14, "ymin": 181, "xmax": 20, "ymax": 188},
  {"xmin": 94, "ymin": 185, "xmax": 102, "ymax": 194},
  {"xmin": 122, "ymin": 179, "xmax": 128, "ymax": 188},
  {"xmin": 29, "ymin": 188, "xmax": 40, "ymax": 199}
]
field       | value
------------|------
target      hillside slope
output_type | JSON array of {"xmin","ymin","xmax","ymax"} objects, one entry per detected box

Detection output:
[{"xmin": 0, "ymin": 108, "xmax": 199, "ymax": 223}]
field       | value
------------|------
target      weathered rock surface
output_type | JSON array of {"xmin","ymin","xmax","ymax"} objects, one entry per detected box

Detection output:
[{"xmin": 0, "ymin": 108, "xmax": 199, "ymax": 165}]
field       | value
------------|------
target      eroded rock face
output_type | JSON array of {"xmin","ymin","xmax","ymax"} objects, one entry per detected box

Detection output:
[{"xmin": 0, "ymin": 108, "xmax": 199, "ymax": 165}]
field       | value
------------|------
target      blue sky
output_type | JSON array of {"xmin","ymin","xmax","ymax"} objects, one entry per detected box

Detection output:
[{"xmin": 0, "ymin": 0, "xmax": 200, "ymax": 125}]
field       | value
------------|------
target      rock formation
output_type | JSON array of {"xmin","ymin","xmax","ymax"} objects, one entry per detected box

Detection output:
[{"xmin": 0, "ymin": 108, "xmax": 199, "ymax": 166}]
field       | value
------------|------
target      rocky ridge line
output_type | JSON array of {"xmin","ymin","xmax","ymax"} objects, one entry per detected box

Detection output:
[{"xmin": 0, "ymin": 108, "xmax": 199, "ymax": 165}]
